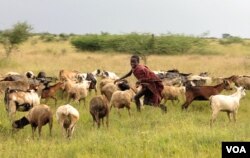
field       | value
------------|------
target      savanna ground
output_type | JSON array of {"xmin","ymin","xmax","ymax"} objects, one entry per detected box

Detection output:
[{"xmin": 0, "ymin": 37, "xmax": 250, "ymax": 158}]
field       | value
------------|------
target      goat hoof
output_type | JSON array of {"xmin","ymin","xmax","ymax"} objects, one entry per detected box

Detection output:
[{"xmin": 159, "ymin": 104, "xmax": 167, "ymax": 113}]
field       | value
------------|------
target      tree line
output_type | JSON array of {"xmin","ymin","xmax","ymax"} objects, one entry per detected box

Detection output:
[{"xmin": 0, "ymin": 22, "xmax": 245, "ymax": 59}]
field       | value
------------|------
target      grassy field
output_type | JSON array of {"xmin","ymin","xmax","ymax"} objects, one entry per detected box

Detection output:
[{"xmin": 0, "ymin": 38, "xmax": 250, "ymax": 158}]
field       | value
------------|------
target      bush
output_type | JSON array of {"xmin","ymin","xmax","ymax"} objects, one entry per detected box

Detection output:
[
  {"xmin": 71, "ymin": 35, "xmax": 102, "ymax": 51},
  {"xmin": 219, "ymin": 36, "xmax": 243, "ymax": 45},
  {"xmin": 70, "ymin": 33, "xmax": 207, "ymax": 55}
]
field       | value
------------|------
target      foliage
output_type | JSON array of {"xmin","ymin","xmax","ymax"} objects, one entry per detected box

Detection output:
[
  {"xmin": 71, "ymin": 35, "xmax": 102, "ymax": 51},
  {"xmin": 70, "ymin": 33, "xmax": 207, "ymax": 59},
  {"xmin": 39, "ymin": 33, "xmax": 57, "ymax": 42},
  {"xmin": 0, "ymin": 22, "xmax": 32, "ymax": 57},
  {"xmin": 219, "ymin": 36, "xmax": 244, "ymax": 45},
  {"xmin": 0, "ymin": 39, "xmax": 249, "ymax": 157}
]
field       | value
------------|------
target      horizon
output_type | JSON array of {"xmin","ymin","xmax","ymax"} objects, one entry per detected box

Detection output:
[{"xmin": 1, "ymin": 0, "xmax": 250, "ymax": 38}]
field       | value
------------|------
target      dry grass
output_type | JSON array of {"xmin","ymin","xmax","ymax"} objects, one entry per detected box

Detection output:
[
  {"xmin": 0, "ymin": 37, "xmax": 249, "ymax": 78},
  {"xmin": 0, "ymin": 37, "xmax": 249, "ymax": 157}
]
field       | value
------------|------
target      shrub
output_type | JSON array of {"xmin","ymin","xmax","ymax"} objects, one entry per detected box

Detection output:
[
  {"xmin": 219, "ymin": 36, "xmax": 243, "ymax": 45},
  {"xmin": 0, "ymin": 22, "xmax": 32, "ymax": 57},
  {"xmin": 70, "ymin": 33, "xmax": 207, "ymax": 55}
]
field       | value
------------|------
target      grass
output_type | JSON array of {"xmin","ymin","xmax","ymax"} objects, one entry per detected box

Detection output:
[{"xmin": 0, "ymin": 38, "xmax": 250, "ymax": 158}]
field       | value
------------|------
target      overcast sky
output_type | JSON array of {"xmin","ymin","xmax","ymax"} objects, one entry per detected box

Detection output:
[{"xmin": 1, "ymin": 0, "xmax": 250, "ymax": 38}]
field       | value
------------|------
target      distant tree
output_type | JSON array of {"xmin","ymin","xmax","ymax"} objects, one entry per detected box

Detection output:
[
  {"xmin": 0, "ymin": 22, "xmax": 32, "ymax": 57},
  {"xmin": 222, "ymin": 33, "xmax": 231, "ymax": 39},
  {"xmin": 138, "ymin": 34, "xmax": 155, "ymax": 64}
]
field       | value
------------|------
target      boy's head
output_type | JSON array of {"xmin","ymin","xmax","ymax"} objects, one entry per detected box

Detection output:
[{"xmin": 130, "ymin": 55, "xmax": 140, "ymax": 68}]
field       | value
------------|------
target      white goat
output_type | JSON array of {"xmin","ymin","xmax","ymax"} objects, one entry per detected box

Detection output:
[
  {"xmin": 209, "ymin": 86, "xmax": 246, "ymax": 127},
  {"xmin": 56, "ymin": 104, "xmax": 80, "ymax": 138}
]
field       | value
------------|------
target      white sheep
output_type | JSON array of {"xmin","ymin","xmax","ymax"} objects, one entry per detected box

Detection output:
[
  {"xmin": 67, "ymin": 80, "xmax": 91, "ymax": 106},
  {"xmin": 188, "ymin": 75, "xmax": 212, "ymax": 86},
  {"xmin": 56, "ymin": 104, "xmax": 80, "ymax": 138},
  {"xmin": 12, "ymin": 104, "xmax": 53, "ymax": 138},
  {"xmin": 110, "ymin": 88, "xmax": 136, "ymax": 116},
  {"xmin": 5, "ymin": 88, "xmax": 41, "ymax": 121},
  {"xmin": 100, "ymin": 71, "xmax": 120, "ymax": 80},
  {"xmin": 209, "ymin": 86, "xmax": 246, "ymax": 127}
]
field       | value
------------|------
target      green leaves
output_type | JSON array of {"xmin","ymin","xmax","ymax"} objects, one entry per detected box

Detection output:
[
  {"xmin": 0, "ymin": 22, "xmax": 32, "ymax": 57},
  {"xmin": 70, "ymin": 33, "xmax": 206, "ymax": 55}
]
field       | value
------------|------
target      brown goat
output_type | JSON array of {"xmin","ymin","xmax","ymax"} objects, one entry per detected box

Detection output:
[
  {"xmin": 181, "ymin": 80, "xmax": 232, "ymax": 110},
  {"xmin": 89, "ymin": 95, "xmax": 109, "ymax": 128},
  {"xmin": 41, "ymin": 82, "xmax": 64, "ymax": 106}
]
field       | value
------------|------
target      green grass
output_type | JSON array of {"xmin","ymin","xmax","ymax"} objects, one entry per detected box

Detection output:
[
  {"xmin": 0, "ymin": 38, "xmax": 250, "ymax": 157},
  {"xmin": 0, "ymin": 91, "xmax": 249, "ymax": 158}
]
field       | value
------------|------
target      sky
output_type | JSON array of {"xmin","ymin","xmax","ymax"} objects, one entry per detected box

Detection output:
[{"xmin": 1, "ymin": 0, "xmax": 250, "ymax": 38}]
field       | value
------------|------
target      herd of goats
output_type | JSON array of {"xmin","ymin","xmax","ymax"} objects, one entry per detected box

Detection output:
[{"xmin": 0, "ymin": 69, "xmax": 249, "ymax": 138}]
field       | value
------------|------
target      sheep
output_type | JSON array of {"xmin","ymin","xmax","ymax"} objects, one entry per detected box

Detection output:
[
  {"xmin": 161, "ymin": 85, "xmax": 186, "ymax": 105},
  {"xmin": 100, "ymin": 71, "xmax": 120, "ymax": 80},
  {"xmin": 67, "ymin": 80, "xmax": 91, "ymax": 106},
  {"xmin": 77, "ymin": 73, "xmax": 98, "ymax": 94},
  {"xmin": 91, "ymin": 69, "xmax": 102, "ymax": 77},
  {"xmin": 37, "ymin": 71, "xmax": 47, "ymax": 78},
  {"xmin": 227, "ymin": 75, "xmax": 250, "ymax": 90},
  {"xmin": 0, "ymin": 81, "xmax": 30, "ymax": 93},
  {"xmin": 89, "ymin": 95, "xmax": 109, "ymax": 128},
  {"xmin": 100, "ymin": 82, "xmax": 118, "ymax": 102},
  {"xmin": 153, "ymin": 70, "xmax": 167, "ymax": 79},
  {"xmin": 209, "ymin": 86, "xmax": 246, "ymax": 127},
  {"xmin": 99, "ymin": 78, "xmax": 115, "ymax": 91},
  {"xmin": 12, "ymin": 104, "xmax": 53, "ymax": 138},
  {"xmin": 56, "ymin": 104, "xmax": 79, "ymax": 138},
  {"xmin": 5, "ymin": 72, "xmax": 20, "ymax": 76},
  {"xmin": 162, "ymin": 77, "xmax": 182, "ymax": 86},
  {"xmin": 4, "ymin": 88, "xmax": 41, "ymax": 121},
  {"xmin": 187, "ymin": 75, "xmax": 212, "ymax": 86},
  {"xmin": 0, "ymin": 74, "xmax": 28, "ymax": 82},
  {"xmin": 110, "ymin": 88, "xmax": 136, "ymax": 116},
  {"xmin": 25, "ymin": 71, "xmax": 35, "ymax": 79},
  {"xmin": 59, "ymin": 69, "xmax": 79, "ymax": 82},
  {"xmin": 100, "ymin": 79, "xmax": 130, "ymax": 102}
]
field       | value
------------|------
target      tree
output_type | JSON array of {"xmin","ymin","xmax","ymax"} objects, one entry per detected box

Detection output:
[
  {"xmin": 0, "ymin": 22, "xmax": 32, "ymax": 57},
  {"xmin": 137, "ymin": 34, "xmax": 155, "ymax": 65}
]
